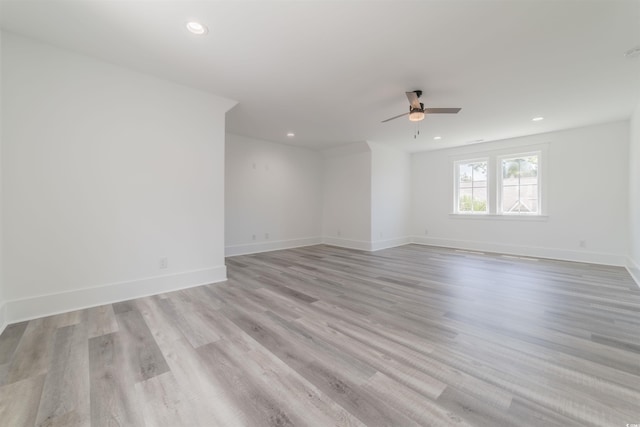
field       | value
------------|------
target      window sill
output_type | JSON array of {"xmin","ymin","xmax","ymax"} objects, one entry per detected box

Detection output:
[{"xmin": 449, "ymin": 213, "xmax": 549, "ymax": 221}]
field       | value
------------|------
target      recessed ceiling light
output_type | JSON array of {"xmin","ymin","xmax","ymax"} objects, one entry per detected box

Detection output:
[
  {"xmin": 433, "ymin": 136, "xmax": 442, "ymax": 140},
  {"xmin": 287, "ymin": 132, "xmax": 295, "ymax": 137},
  {"xmin": 186, "ymin": 21, "xmax": 208, "ymax": 35},
  {"xmin": 532, "ymin": 116, "xmax": 544, "ymax": 122}
]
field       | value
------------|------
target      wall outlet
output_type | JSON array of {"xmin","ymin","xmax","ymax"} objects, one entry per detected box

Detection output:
[
  {"xmin": 579, "ymin": 240, "xmax": 587, "ymax": 248},
  {"xmin": 337, "ymin": 230, "xmax": 341, "ymax": 237},
  {"xmin": 252, "ymin": 234, "xmax": 256, "ymax": 240},
  {"xmin": 265, "ymin": 232, "xmax": 269, "ymax": 239},
  {"xmin": 425, "ymin": 229, "xmax": 429, "ymax": 235},
  {"xmin": 252, "ymin": 162, "xmax": 256, "ymax": 169},
  {"xmin": 159, "ymin": 257, "xmax": 168, "ymax": 269}
]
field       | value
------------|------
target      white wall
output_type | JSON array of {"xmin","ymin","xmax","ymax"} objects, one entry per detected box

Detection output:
[
  {"xmin": 225, "ymin": 134, "xmax": 322, "ymax": 256},
  {"xmin": 323, "ymin": 143, "xmax": 372, "ymax": 250},
  {"xmin": 412, "ymin": 121, "xmax": 629, "ymax": 265},
  {"xmin": 1, "ymin": 33, "xmax": 235, "ymax": 323},
  {"xmin": 370, "ymin": 142, "xmax": 411, "ymax": 250},
  {"xmin": 0, "ymin": 29, "xmax": 5, "ymax": 332},
  {"xmin": 629, "ymin": 100, "xmax": 640, "ymax": 284},
  {"xmin": 225, "ymin": 138, "xmax": 411, "ymax": 255}
]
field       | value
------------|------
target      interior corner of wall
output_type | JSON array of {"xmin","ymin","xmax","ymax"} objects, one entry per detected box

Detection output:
[
  {"xmin": 627, "ymin": 256, "xmax": 640, "ymax": 289},
  {"xmin": 0, "ymin": 300, "xmax": 7, "ymax": 335}
]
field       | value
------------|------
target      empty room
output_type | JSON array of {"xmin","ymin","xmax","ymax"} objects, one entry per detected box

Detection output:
[{"xmin": 1, "ymin": 1, "xmax": 639, "ymax": 426}]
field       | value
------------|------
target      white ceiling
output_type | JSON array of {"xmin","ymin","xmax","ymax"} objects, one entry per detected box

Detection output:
[{"xmin": 1, "ymin": 0, "xmax": 639, "ymax": 152}]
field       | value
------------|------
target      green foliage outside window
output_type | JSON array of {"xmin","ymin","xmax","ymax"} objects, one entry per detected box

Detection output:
[
  {"xmin": 459, "ymin": 194, "xmax": 487, "ymax": 212},
  {"xmin": 502, "ymin": 156, "xmax": 538, "ymax": 178}
]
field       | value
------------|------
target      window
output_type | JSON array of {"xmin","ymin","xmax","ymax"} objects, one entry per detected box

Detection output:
[
  {"xmin": 452, "ymin": 147, "xmax": 545, "ymax": 217},
  {"xmin": 454, "ymin": 159, "xmax": 488, "ymax": 214},
  {"xmin": 498, "ymin": 153, "xmax": 540, "ymax": 214}
]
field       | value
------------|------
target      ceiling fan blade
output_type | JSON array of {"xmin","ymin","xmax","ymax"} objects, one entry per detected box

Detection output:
[
  {"xmin": 405, "ymin": 91, "xmax": 422, "ymax": 109},
  {"xmin": 381, "ymin": 112, "xmax": 409, "ymax": 123},
  {"xmin": 424, "ymin": 107, "xmax": 461, "ymax": 114}
]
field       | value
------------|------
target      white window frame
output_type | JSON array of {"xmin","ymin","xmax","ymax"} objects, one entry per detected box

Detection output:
[
  {"xmin": 453, "ymin": 158, "xmax": 489, "ymax": 215},
  {"xmin": 497, "ymin": 151, "xmax": 542, "ymax": 216},
  {"xmin": 450, "ymin": 144, "xmax": 547, "ymax": 219}
]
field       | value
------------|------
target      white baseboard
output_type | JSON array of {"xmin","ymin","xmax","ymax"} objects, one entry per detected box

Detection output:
[
  {"xmin": 370, "ymin": 236, "xmax": 412, "ymax": 252},
  {"xmin": 626, "ymin": 257, "xmax": 640, "ymax": 289},
  {"xmin": 322, "ymin": 236, "xmax": 372, "ymax": 251},
  {"xmin": 225, "ymin": 237, "xmax": 323, "ymax": 257},
  {"xmin": 3, "ymin": 266, "xmax": 227, "ymax": 326},
  {"xmin": 410, "ymin": 236, "xmax": 626, "ymax": 266}
]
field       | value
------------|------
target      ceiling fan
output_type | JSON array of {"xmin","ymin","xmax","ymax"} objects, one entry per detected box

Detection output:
[{"xmin": 382, "ymin": 90, "xmax": 461, "ymax": 123}]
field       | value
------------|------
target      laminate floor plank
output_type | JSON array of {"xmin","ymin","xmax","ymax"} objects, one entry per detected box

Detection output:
[
  {"xmin": 114, "ymin": 309, "xmax": 170, "ymax": 383},
  {"xmin": 294, "ymin": 316, "xmax": 448, "ymax": 400},
  {"xmin": 324, "ymin": 318, "xmax": 515, "ymax": 410},
  {"xmin": 155, "ymin": 294, "xmax": 220, "ymax": 348},
  {"xmin": 444, "ymin": 310, "xmax": 640, "ymax": 375},
  {"xmin": 427, "ymin": 337, "xmax": 633, "ymax": 426},
  {"xmin": 223, "ymin": 305, "xmax": 376, "ymax": 385},
  {"xmin": 206, "ymin": 336, "xmax": 366, "ymax": 427},
  {"xmin": 134, "ymin": 296, "xmax": 184, "ymax": 349},
  {"xmin": 294, "ymin": 358, "xmax": 419, "ymax": 427},
  {"xmin": 253, "ymin": 287, "xmax": 311, "ymax": 320},
  {"xmin": 0, "ymin": 363, "xmax": 8, "ymax": 386},
  {"xmin": 0, "ymin": 374, "xmax": 45, "ymax": 427},
  {"xmin": 134, "ymin": 371, "xmax": 204, "ymax": 427},
  {"xmin": 453, "ymin": 331, "xmax": 640, "ymax": 410},
  {"xmin": 258, "ymin": 275, "xmax": 319, "ymax": 304},
  {"xmin": 0, "ymin": 244, "xmax": 639, "ymax": 426},
  {"xmin": 112, "ymin": 300, "xmax": 137, "ymax": 314},
  {"xmin": 156, "ymin": 335, "xmax": 245, "ymax": 425},
  {"xmin": 226, "ymin": 282, "xmax": 305, "ymax": 322},
  {"xmin": 5, "ymin": 317, "xmax": 58, "ymax": 384},
  {"xmin": 87, "ymin": 305, "xmax": 118, "ymax": 339},
  {"xmin": 0, "ymin": 321, "xmax": 28, "ymax": 365},
  {"xmin": 452, "ymin": 315, "xmax": 640, "ymax": 392},
  {"xmin": 138, "ymin": 294, "xmax": 246, "ymax": 424},
  {"xmin": 435, "ymin": 387, "xmax": 524, "ymax": 427},
  {"xmin": 88, "ymin": 333, "xmax": 146, "ymax": 427},
  {"xmin": 507, "ymin": 397, "xmax": 585, "ymax": 427},
  {"xmin": 35, "ymin": 323, "xmax": 90, "ymax": 427},
  {"xmin": 241, "ymin": 346, "xmax": 366, "ymax": 427},
  {"xmin": 197, "ymin": 339, "xmax": 301, "ymax": 427},
  {"xmin": 221, "ymin": 307, "xmax": 415, "ymax": 426},
  {"xmin": 360, "ymin": 372, "xmax": 466, "ymax": 427}
]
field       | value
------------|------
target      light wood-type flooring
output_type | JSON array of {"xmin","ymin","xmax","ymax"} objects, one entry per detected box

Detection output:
[{"xmin": 1, "ymin": 244, "xmax": 639, "ymax": 426}]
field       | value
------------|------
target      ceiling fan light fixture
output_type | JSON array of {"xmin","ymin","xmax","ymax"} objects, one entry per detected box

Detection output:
[{"xmin": 409, "ymin": 109, "xmax": 425, "ymax": 122}]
